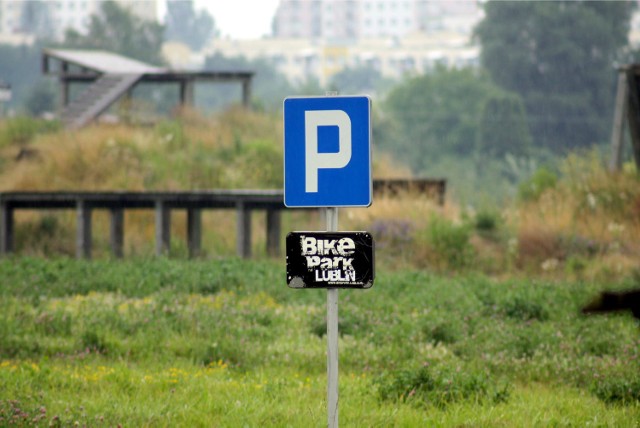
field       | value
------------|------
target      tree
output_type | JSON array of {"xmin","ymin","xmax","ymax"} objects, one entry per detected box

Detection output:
[
  {"xmin": 382, "ymin": 67, "xmax": 504, "ymax": 171},
  {"xmin": 477, "ymin": 93, "xmax": 531, "ymax": 158},
  {"xmin": 203, "ymin": 53, "xmax": 295, "ymax": 111},
  {"xmin": 474, "ymin": 1, "xmax": 636, "ymax": 151},
  {"xmin": 24, "ymin": 79, "xmax": 57, "ymax": 116},
  {"xmin": 165, "ymin": 0, "xmax": 217, "ymax": 51},
  {"xmin": 63, "ymin": 1, "xmax": 165, "ymax": 65},
  {"xmin": 294, "ymin": 76, "xmax": 325, "ymax": 97},
  {"xmin": 0, "ymin": 43, "xmax": 45, "ymax": 111},
  {"xmin": 328, "ymin": 65, "xmax": 395, "ymax": 96},
  {"xmin": 20, "ymin": 0, "xmax": 55, "ymax": 40}
]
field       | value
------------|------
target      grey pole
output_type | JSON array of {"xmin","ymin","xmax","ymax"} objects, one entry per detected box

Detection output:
[
  {"xmin": 110, "ymin": 208, "xmax": 124, "ymax": 258},
  {"xmin": 76, "ymin": 200, "xmax": 92, "ymax": 259},
  {"xmin": 326, "ymin": 207, "xmax": 339, "ymax": 428},
  {"xmin": 236, "ymin": 202, "xmax": 252, "ymax": 259},
  {"xmin": 610, "ymin": 70, "xmax": 629, "ymax": 172},
  {"xmin": 155, "ymin": 200, "xmax": 171, "ymax": 256},
  {"xmin": 0, "ymin": 200, "xmax": 13, "ymax": 256},
  {"xmin": 187, "ymin": 208, "xmax": 202, "ymax": 258}
]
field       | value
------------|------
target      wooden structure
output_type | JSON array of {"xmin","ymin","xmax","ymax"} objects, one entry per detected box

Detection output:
[
  {"xmin": 42, "ymin": 49, "xmax": 254, "ymax": 129},
  {"xmin": 0, "ymin": 79, "xmax": 10, "ymax": 117},
  {"xmin": 0, "ymin": 179, "xmax": 445, "ymax": 260},
  {"xmin": 0, "ymin": 190, "xmax": 283, "ymax": 259},
  {"xmin": 610, "ymin": 64, "xmax": 640, "ymax": 171},
  {"xmin": 373, "ymin": 178, "xmax": 446, "ymax": 205}
]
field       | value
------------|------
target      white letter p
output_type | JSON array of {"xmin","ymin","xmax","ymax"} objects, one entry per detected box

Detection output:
[{"xmin": 304, "ymin": 110, "xmax": 352, "ymax": 193}]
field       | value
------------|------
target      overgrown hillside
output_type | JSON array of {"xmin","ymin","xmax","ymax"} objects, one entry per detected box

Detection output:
[{"xmin": 0, "ymin": 113, "xmax": 639, "ymax": 281}]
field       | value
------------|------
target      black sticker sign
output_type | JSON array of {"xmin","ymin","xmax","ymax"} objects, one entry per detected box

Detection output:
[{"xmin": 286, "ymin": 231, "xmax": 374, "ymax": 289}]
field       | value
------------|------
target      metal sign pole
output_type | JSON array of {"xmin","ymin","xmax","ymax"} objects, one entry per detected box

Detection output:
[
  {"xmin": 324, "ymin": 90, "xmax": 340, "ymax": 428},
  {"xmin": 325, "ymin": 206, "xmax": 339, "ymax": 428},
  {"xmin": 284, "ymin": 90, "xmax": 372, "ymax": 427}
]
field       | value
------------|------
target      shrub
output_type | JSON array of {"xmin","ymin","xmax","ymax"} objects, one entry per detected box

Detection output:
[
  {"xmin": 516, "ymin": 228, "xmax": 564, "ymax": 268},
  {"xmin": 477, "ymin": 92, "xmax": 531, "ymax": 158},
  {"xmin": 474, "ymin": 209, "xmax": 500, "ymax": 233},
  {"xmin": 420, "ymin": 311, "xmax": 462, "ymax": 345},
  {"xmin": 80, "ymin": 330, "xmax": 110, "ymax": 354},
  {"xmin": 370, "ymin": 219, "xmax": 414, "ymax": 249},
  {"xmin": 196, "ymin": 340, "xmax": 244, "ymax": 367},
  {"xmin": 591, "ymin": 375, "xmax": 640, "ymax": 404},
  {"xmin": 0, "ymin": 116, "xmax": 61, "ymax": 148},
  {"xmin": 501, "ymin": 293, "xmax": 549, "ymax": 322},
  {"xmin": 518, "ymin": 167, "xmax": 557, "ymax": 202},
  {"xmin": 560, "ymin": 235, "xmax": 600, "ymax": 258},
  {"xmin": 0, "ymin": 400, "xmax": 50, "ymax": 426},
  {"xmin": 422, "ymin": 216, "xmax": 475, "ymax": 270},
  {"xmin": 565, "ymin": 256, "xmax": 588, "ymax": 277},
  {"xmin": 155, "ymin": 119, "xmax": 188, "ymax": 150},
  {"xmin": 507, "ymin": 328, "xmax": 544, "ymax": 359},
  {"xmin": 376, "ymin": 364, "xmax": 509, "ymax": 407},
  {"xmin": 230, "ymin": 139, "xmax": 283, "ymax": 187},
  {"xmin": 562, "ymin": 151, "xmax": 640, "ymax": 222},
  {"xmin": 422, "ymin": 321, "xmax": 459, "ymax": 345}
]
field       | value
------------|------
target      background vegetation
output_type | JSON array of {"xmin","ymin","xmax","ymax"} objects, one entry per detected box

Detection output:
[
  {"xmin": 1, "ymin": 111, "xmax": 638, "ymax": 281},
  {"xmin": 2, "ymin": 1, "xmax": 640, "ymax": 425}
]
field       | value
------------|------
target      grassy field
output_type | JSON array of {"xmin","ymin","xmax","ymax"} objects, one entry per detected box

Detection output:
[
  {"xmin": 2, "ymin": 114, "xmax": 640, "ymax": 425},
  {"xmin": 1, "ymin": 257, "xmax": 640, "ymax": 426}
]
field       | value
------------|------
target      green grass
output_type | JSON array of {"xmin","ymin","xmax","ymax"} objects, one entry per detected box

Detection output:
[{"xmin": 1, "ymin": 257, "xmax": 640, "ymax": 426}]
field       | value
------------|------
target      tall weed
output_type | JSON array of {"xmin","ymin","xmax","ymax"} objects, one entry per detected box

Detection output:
[
  {"xmin": 420, "ymin": 215, "xmax": 475, "ymax": 270},
  {"xmin": 376, "ymin": 364, "xmax": 510, "ymax": 407},
  {"xmin": 0, "ymin": 116, "xmax": 61, "ymax": 148}
]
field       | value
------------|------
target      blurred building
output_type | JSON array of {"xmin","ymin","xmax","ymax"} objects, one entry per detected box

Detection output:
[
  {"xmin": 630, "ymin": 6, "xmax": 640, "ymax": 49},
  {"xmin": 416, "ymin": 1, "xmax": 482, "ymax": 34},
  {"xmin": 272, "ymin": 0, "xmax": 483, "ymax": 40},
  {"xmin": 255, "ymin": 0, "xmax": 482, "ymax": 85},
  {"xmin": 201, "ymin": 31, "xmax": 478, "ymax": 87},
  {"xmin": 360, "ymin": 0, "xmax": 417, "ymax": 39},
  {"xmin": 0, "ymin": 0, "xmax": 158, "ymax": 41}
]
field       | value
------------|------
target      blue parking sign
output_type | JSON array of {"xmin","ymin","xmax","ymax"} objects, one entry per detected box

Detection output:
[{"xmin": 284, "ymin": 96, "xmax": 372, "ymax": 207}]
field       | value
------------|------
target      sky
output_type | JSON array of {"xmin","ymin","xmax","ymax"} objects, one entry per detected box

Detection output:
[{"xmin": 160, "ymin": 0, "xmax": 281, "ymax": 40}]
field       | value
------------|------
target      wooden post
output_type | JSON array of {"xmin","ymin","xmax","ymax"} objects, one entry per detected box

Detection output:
[
  {"xmin": 236, "ymin": 202, "xmax": 251, "ymax": 258},
  {"xmin": 41, "ymin": 53, "xmax": 49, "ymax": 74},
  {"xmin": 59, "ymin": 78, "xmax": 70, "ymax": 113},
  {"xmin": 626, "ymin": 69, "xmax": 640, "ymax": 170},
  {"xmin": 59, "ymin": 58, "xmax": 70, "ymax": 113},
  {"xmin": 76, "ymin": 200, "xmax": 92, "ymax": 259},
  {"xmin": 155, "ymin": 200, "xmax": 171, "ymax": 256},
  {"xmin": 610, "ymin": 70, "xmax": 629, "ymax": 172},
  {"xmin": 187, "ymin": 208, "xmax": 202, "ymax": 258},
  {"xmin": 437, "ymin": 180, "xmax": 446, "ymax": 206},
  {"xmin": 110, "ymin": 208, "xmax": 124, "ymax": 258},
  {"xmin": 180, "ymin": 80, "xmax": 195, "ymax": 107},
  {"xmin": 0, "ymin": 200, "xmax": 13, "ymax": 256},
  {"xmin": 241, "ymin": 78, "xmax": 252, "ymax": 108},
  {"xmin": 266, "ymin": 208, "xmax": 281, "ymax": 257}
]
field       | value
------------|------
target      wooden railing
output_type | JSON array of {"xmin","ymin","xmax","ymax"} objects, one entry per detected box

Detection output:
[
  {"xmin": 0, "ymin": 179, "xmax": 445, "ymax": 259},
  {"xmin": 0, "ymin": 190, "xmax": 284, "ymax": 259}
]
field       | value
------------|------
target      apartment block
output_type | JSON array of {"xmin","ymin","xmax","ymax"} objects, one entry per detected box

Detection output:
[
  {"xmin": 203, "ymin": 31, "xmax": 478, "ymax": 87},
  {"xmin": 272, "ymin": 0, "xmax": 482, "ymax": 40},
  {"xmin": 0, "ymin": 0, "xmax": 158, "ymax": 41}
]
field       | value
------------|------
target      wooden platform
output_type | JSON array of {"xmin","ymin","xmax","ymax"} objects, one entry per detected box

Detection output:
[
  {"xmin": 0, "ymin": 190, "xmax": 283, "ymax": 259},
  {"xmin": 42, "ymin": 49, "xmax": 254, "ymax": 128},
  {"xmin": 0, "ymin": 179, "xmax": 445, "ymax": 259}
]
